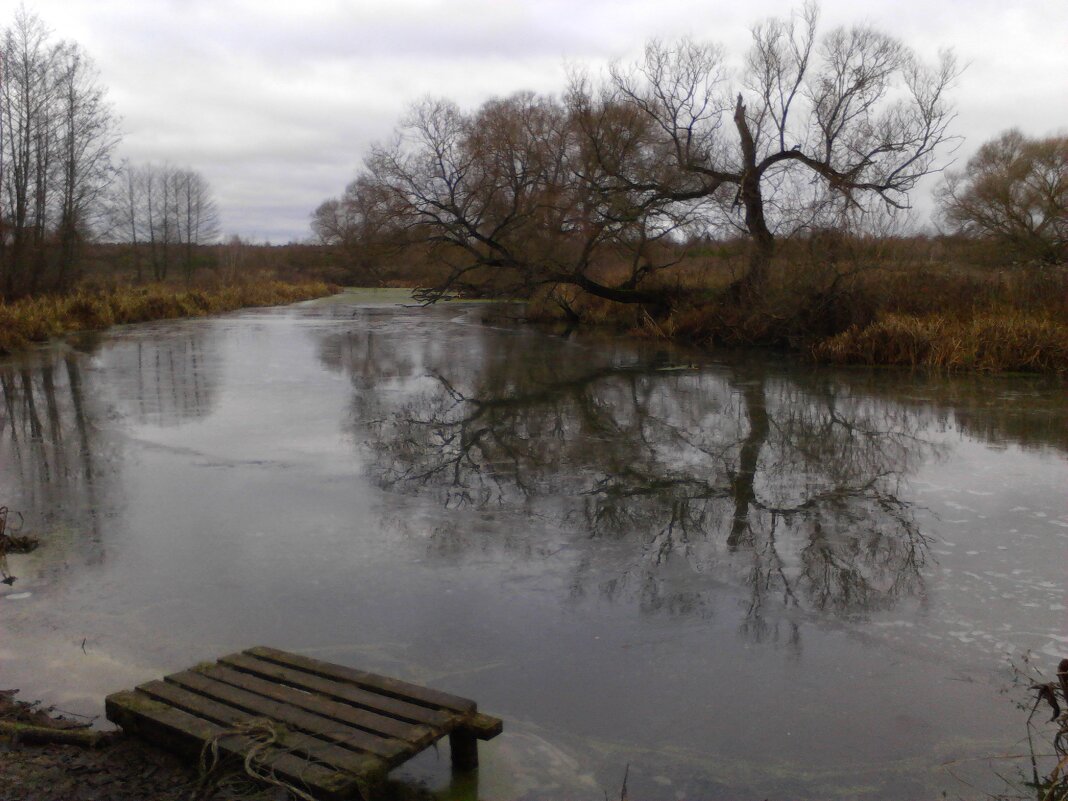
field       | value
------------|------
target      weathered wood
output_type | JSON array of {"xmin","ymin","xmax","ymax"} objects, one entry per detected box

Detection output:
[
  {"xmin": 136, "ymin": 680, "xmax": 382, "ymax": 778},
  {"xmin": 219, "ymin": 652, "xmax": 457, "ymax": 729},
  {"xmin": 246, "ymin": 646, "xmax": 477, "ymax": 715},
  {"xmin": 449, "ymin": 730, "xmax": 479, "ymax": 770},
  {"xmin": 164, "ymin": 670, "xmax": 410, "ymax": 762},
  {"xmin": 188, "ymin": 663, "xmax": 432, "ymax": 746},
  {"xmin": 105, "ymin": 647, "xmax": 503, "ymax": 801},
  {"xmin": 456, "ymin": 711, "xmax": 504, "ymax": 740},
  {"xmin": 0, "ymin": 720, "xmax": 113, "ymax": 748},
  {"xmin": 105, "ymin": 690, "xmax": 361, "ymax": 801}
]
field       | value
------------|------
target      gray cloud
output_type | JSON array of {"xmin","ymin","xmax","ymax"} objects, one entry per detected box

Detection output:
[{"xmin": 17, "ymin": 0, "xmax": 1068, "ymax": 242}]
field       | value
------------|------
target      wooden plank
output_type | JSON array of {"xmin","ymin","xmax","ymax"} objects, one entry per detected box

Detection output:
[
  {"xmin": 193, "ymin": 663, "xmax": 433, "ymax": 746},
  {"xmin": 106, "ymin": 690, "xmax": 238, "ymax": 759},
  {"xmin": 456, "ymin": 711, "xmax": 503, "ymax": 741},
  {"xmin": 105, "ymin": 690, "xmax": 361, "ymax": 801},
  {"xmin": 164, "ymin": 670, "xmax": 412, "ymax": 763},
  {"xmin": 246, "ymin": 646, "xmax": 477, "ymax": 715},
  {"xmin": 135, "ymin": 680, "xmax": 383, "ymax": 779},
  {"xmin": 219, "ymin": 652, "xmax": 457, "ymax": 729}
]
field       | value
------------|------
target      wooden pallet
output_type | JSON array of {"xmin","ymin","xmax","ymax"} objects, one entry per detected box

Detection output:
[{"xmin": 105, "ymin": 646, "xmax": 502, "ymax": 801}]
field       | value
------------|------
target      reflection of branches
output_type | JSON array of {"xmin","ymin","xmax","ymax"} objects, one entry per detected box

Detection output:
[
  {"xmin": 741, "ymin": 515, "xmax": 801, "ymax": 649},
  {"xmin": 102, "ymin": 336, "xmax": 218, "ymax": 426},
  {"xmin": 0, "ymin": 351, "xmax": 114, "ymax": 564},
  {"xmin": 380, "ymin": 365, "xmax": 663, "ymax": 508},
  {"xmin": 324, "ymin": 321, "xmax": 942, "ymax": 640}
]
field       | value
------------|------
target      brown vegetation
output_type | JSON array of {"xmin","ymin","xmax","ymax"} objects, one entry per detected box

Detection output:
[
  {"xmin": 0, "ymin": 688, "xmax": 263, "ymax": 801},
  {"xmin": 0, "ymin": 280, "xmax": 335, "ymax": 355},
  {"xmin": 521, "ymin": 235, "xmax": 1068, "ymax": 373},
  {"xmin": 813, "ymin": 313, "xmax": 1068, "ymax": 373},
  {"xmin": 938, "ymin": 130, "xmax": 1068, "ymax": 264}
]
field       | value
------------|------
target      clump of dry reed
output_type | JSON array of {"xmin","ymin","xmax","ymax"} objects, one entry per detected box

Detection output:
[
  {"xmin": 0, "ymin": 281, "xmax": 335, "ymax": 354},
  {"xmin": 812, "ymin": 313, "xmax": 1068, "ymax": 373},
  {"xmin": 520, "ymin": 256, "xmax": 1068, "ymax": 373}
]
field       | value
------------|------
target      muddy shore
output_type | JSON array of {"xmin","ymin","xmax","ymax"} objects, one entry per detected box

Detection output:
[{"xmin": 0, "ymin": 690, "xmax": 273, "ymax": 801}]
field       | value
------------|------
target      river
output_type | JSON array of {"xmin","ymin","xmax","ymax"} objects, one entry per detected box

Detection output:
[{"xmin": 1, "ymin": 289, "xmax": 1066, "ymax": 799}]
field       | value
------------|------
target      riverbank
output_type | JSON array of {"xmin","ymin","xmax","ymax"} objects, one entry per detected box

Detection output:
[
  {"xmin": 0, "ymin": 689, "xmax": 206, "ymax": 801},
  {"xmin": 0, "ymin": 281, "xmax": 337, "ymax": 355},
  {"xmin": 523, "ymin": 262, "xmax": 1068, "ymax": 374},
  {"xmin": 0, "ymin": 688, "xmax": 441, "ymax": 801},
  {"xmin": 0, "ymin": 688, "xmax": 365, "ymax": 801}
]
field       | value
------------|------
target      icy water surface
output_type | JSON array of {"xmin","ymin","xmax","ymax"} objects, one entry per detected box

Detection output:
[{"xmin": 1, "ymin": 290, "xmax": 1066, "ymax": 799}]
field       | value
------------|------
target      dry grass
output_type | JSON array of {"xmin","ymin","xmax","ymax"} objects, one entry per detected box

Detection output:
[
  {"xmin": 519, "ymin": 254, "xmax": 1068, "ymax": 373},
  {"xmin": 812, "ymin": 313, "xmax": 1068, "ymax": 373},
  {"xmin": 0, "ymin": 281, "xmax": 336, "ymax": 355}
]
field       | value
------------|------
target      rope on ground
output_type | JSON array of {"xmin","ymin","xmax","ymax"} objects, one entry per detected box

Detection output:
[{"xmin": 192, "ymin": 718, "xmax": 317, "ymax": 801}]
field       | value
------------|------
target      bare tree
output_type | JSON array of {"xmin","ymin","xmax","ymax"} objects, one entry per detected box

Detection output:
[
  {"xmin": 105, "ymin": 163, "xmax": 220, "ymax": 282},
  {"xmin": 322, "ymin": 4, "xmax": 957, "ymax": 310},
  {"xmin": 938, "ymin": 129, "xmax": 1068, "ymax": 263},
  {"xmin": 0, "ymin": 8, "xmax": 117, "ymax": 297},
  {"xmin": 175, "ymin": 168, "xmax": 220, "ymax": 281},
  {"xmin": 312, "ymin": 175, "xmax": 396, "ymax": 284},
  {"xmin": 219, "ymin": 234, "xmax": 247, "ymax": 282},
  {"xmin": 1, "ymin": 8, "xmax": 57, "ymax": 296},
  {"xmin": 107, "ymin": 160, "xmax": 145, "ymax": 281},
  {"xmin": 363, "ymin": 91, "xmax": 694, "ymax": 308},
  {"xmin": 601, "ymin": 2, "xmax": 958, "ymax": 296},
  {"xmin": 54, "ymin": 41, "xmax": 119, "ymax": 288}
]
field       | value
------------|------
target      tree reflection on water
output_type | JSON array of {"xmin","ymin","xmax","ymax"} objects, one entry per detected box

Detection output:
[
  {"xmin": 0, "ymin": 331, "xmax": 217, "ymax": 571},
  {"xmin": 321, "ymin": 319, "xmax": 942, "ymax": 642},
  {"xmin": 0, "ymin": 350, "xmax": 113, "ymax": 569}
]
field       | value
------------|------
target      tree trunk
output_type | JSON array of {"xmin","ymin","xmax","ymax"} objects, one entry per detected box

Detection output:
[
  {"xmin": 732, "ymin": 94, "xmax": 776, "ymax": 300},
  {"xmin": 727, "ymin": 371, "xmax": 769, "ymax": 549}
]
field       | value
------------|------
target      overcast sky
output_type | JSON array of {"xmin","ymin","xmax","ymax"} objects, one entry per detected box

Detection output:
[{"xmin": 6, "ymin": 0, "xmax": 1066, "ymax": 242}]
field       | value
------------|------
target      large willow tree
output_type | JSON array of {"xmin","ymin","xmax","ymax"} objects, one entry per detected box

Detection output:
[
  {"xmin": 317, "ymin": 3, "xmax": 958, "ymax": 309},
  {"xmin": 598, "ymin": 3, "xmax": 958, "ymax": 296}
]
